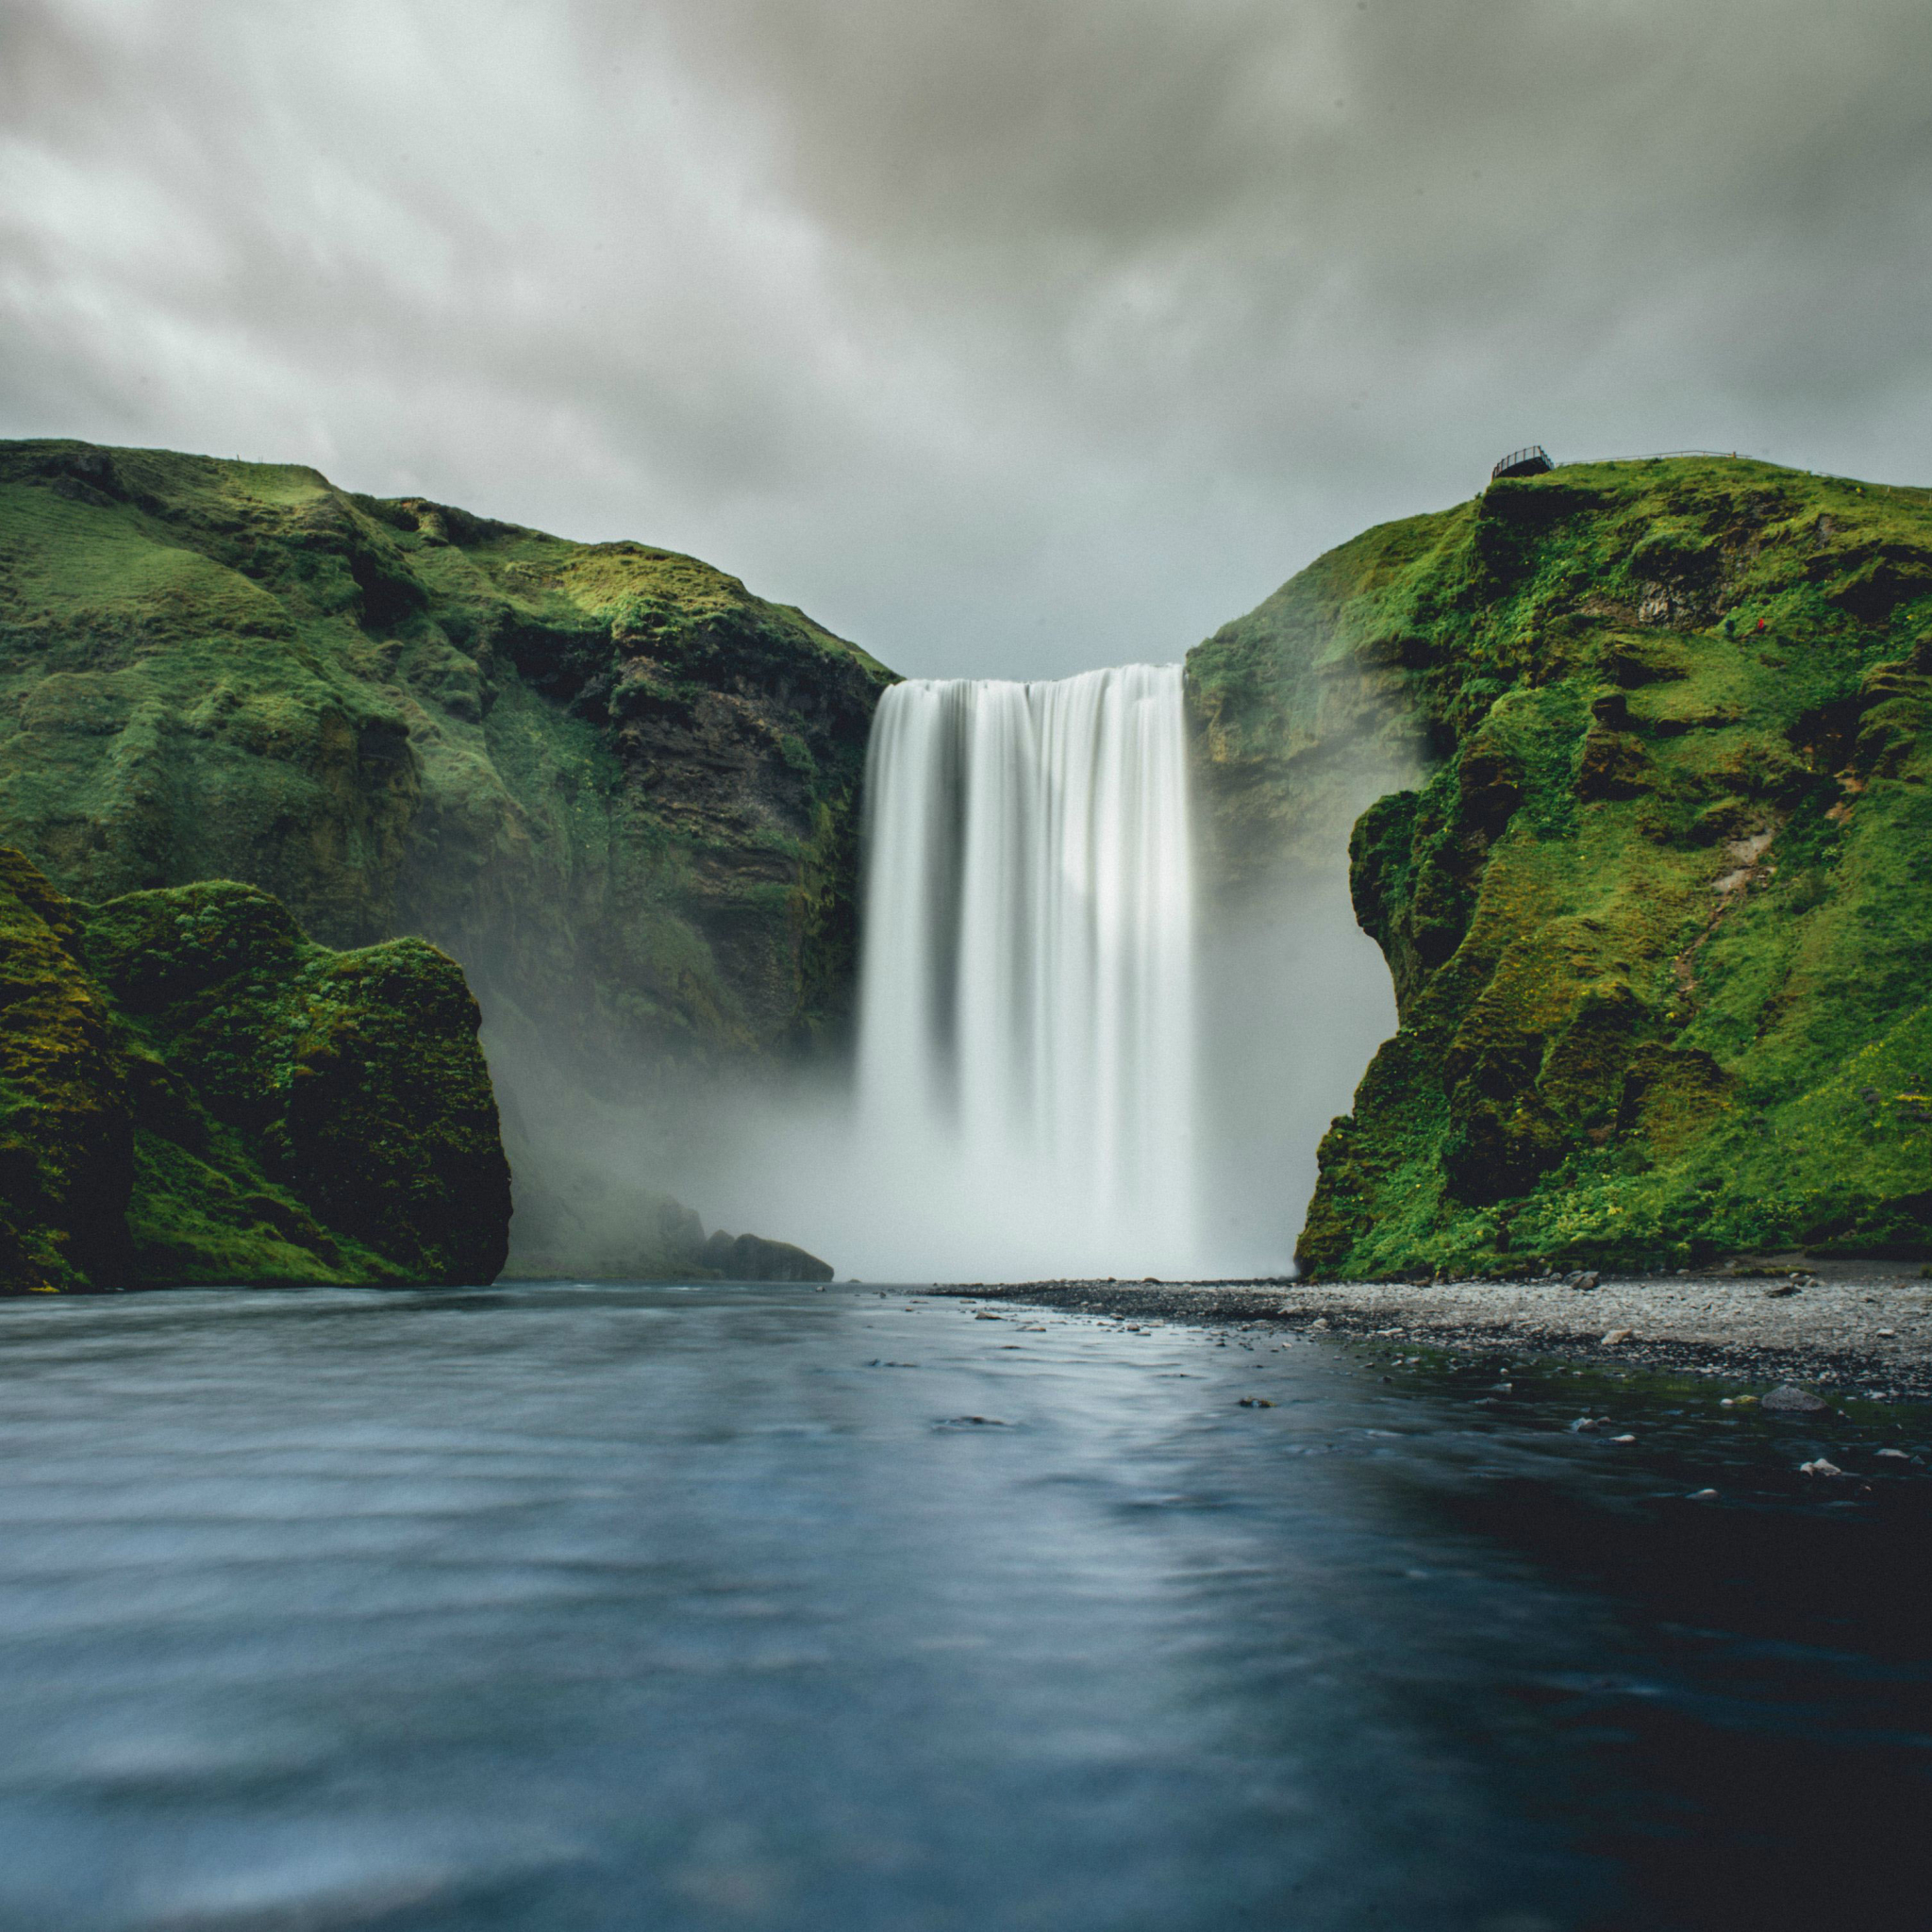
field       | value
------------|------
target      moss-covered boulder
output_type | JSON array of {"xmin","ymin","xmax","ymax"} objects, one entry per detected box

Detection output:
[
  {"xmin": 0, "ymin": 847, "xmax": 508, "ymax": 1291},
  {"xmin": 1189, "ymin": 457, "xmax": 1932, "ymax": 1275}
]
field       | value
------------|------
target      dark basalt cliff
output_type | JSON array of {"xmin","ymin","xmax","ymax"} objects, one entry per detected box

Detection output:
[
  {"xmin": 0, "ymin": 845, "xmax": 508, "ymax": 1291},
  {"xmin": 0, "ymin": 439, "xmax": 896, "ymax": 1276},
  {"xmin": 1190, "ymin": 457, "xmax": 1932, "ymax": 1276}
]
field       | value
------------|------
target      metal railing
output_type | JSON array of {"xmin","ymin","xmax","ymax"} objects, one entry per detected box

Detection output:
[
  {"xmin": 1489, "ymin": 447, "xmax": 1740, "ymax": 484},
  {"xmin": 1490, "ymin": 445, "xmax": 1553, "ymax": 480}
]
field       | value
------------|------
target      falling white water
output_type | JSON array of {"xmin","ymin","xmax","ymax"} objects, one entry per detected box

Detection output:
[{"xmin": 854, "ymin": 664, "xmax": 1199, "ymax": 1281}]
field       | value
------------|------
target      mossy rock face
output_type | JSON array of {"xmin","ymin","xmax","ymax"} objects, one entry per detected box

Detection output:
[
  {"xmin": 0, "ymin": 848, "xmax": 509, "ymax": 1291},
  {"xmin": 0, "ymin": 847, "xmax": 132, "ymax": 1291},
  {"xmin": 1189, "ymin": 458, "xmax": 1932, "ymax": 1275},
  {"xmin": 0, "ymin": 440, "xmax": 896, "ymax": 1081}
]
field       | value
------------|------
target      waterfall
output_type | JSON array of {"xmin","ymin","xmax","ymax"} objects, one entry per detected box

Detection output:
[{"xmin": 855, "ymin": 665, "xmax": 1198, "ymax": 1280}]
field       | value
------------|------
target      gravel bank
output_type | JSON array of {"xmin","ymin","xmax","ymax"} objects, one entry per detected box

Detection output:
[{"xmin": 929, "ymin": 1260, "xmax": 1932, "ymax": 1401}]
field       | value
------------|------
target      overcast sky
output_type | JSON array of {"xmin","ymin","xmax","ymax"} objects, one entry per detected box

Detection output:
[{"xmin": 4, "ymin": 0, "xmax": 1929, "ymax": 678}]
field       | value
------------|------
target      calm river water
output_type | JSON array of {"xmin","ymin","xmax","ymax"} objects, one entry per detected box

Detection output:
[{"xmin": 0, "ymin": 1283, "xmax": 1928, "ymax": 1932}]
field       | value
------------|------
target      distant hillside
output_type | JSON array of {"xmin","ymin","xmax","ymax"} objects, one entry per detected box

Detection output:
[
  {"xmin": 0, "ymin": 440, "xmax": 896, "ymax": 1275},
  {"xmin": 1190, "ymin": 456, "xmax": 1932, "ymax": 1274}
]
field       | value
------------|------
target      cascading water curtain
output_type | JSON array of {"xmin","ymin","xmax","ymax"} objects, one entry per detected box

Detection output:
[{"xmin": 855, "ymin": 664, "xmax": 1198, "ymax": 1280}]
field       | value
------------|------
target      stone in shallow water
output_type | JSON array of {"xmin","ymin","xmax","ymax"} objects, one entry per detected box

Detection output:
[{"xmin": 1763, "ymin": 1384, "xmax": 1832, "ymax": 1415}]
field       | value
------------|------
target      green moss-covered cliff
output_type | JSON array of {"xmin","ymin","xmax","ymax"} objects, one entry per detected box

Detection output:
[
  {"xmin": 1189, "ymin": 457, "xmax": 1932, "ymax": 1276},
  {"xmin": 0, "ymin": 846, "xmax": 508, "ymax": 1291},
  {"xmin": 0, "ymin": 439, "xmax": 895, "ymax": 1276},
  {"xmin": 0, "ymin": 439, "xmax": 894, "ymax": 1065}
]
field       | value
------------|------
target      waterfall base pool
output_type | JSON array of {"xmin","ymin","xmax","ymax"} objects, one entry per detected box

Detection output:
[{"xmin": 1, "ymin": 1284, "xmax": 1928, "ymax": 1931}]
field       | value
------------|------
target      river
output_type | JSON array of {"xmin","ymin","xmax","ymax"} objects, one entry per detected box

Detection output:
[{"xmin": 0, "ymin": 1283, "xmax": 1927, "ymax": 1931}]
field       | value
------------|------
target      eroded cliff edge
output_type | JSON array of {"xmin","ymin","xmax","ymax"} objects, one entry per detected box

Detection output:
[
  {"xmin": 1189, "ymin": 456, "xmax": 1932, "ymax": 1276},
  {"xmin": 0, "ymin": 440, "xmax": 896, "ymax": 1274}
]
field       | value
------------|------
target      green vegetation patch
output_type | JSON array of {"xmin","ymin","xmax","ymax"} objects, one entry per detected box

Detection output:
[
  {"xmin": 0, "ymin": 847, "xmax": 509, "ymax": 1291},
  {"xmin": 1190, "ymin": 457, "xmax": 1932, "ymax": 1275},
  {"xmin": 0, "ymin": 439, "xmax": 898, "ymax": 1091}
]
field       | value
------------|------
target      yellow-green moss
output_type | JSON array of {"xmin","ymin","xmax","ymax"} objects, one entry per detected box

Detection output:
[
  {"xmin": 0, "ymin": 848, "xmax": 509, "ymax": 1291},
  {"xmin": 0, "ymin": 847, "xmax": 130, "ymax": 1291}
]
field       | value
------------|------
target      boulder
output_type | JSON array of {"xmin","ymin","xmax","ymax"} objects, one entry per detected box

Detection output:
[{"xmin": 1762, "ymin": 1383, "xmax": 1833, "ymax": 1415}]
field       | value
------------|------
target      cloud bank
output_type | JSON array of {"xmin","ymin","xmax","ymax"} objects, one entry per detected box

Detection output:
[{"xmin": 5, "ymin": 0, "xmax": 1929, "ymax": 675}]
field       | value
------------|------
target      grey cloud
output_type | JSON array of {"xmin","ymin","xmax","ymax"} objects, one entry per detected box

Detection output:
[{"xmin": 3, "ymin": 0, "xmax": 1930, "ymax": 677}]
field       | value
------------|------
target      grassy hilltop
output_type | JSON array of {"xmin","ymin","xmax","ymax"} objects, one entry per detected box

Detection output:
[
  {"xmin": 1190, "ymin": 456, "xmax": 1932, "ymax": 1276},
  {"xmin": 0, "ymin": 440, "xmax": 894, "ymax": 1069}
]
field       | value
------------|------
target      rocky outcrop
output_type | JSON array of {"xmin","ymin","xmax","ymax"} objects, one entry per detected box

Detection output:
[
  {"xmin": 0, "ymin": 846, "xmax": 508, "ymax": 1291},
  {"xmin": 698, "ymin": 1229, "xmax": 835, "ymax": 1283},
  {"xmin": 498, "ymin": 1183, "xmax": 835, "ymax": 1283},
  {"xmin": 0, "ymin": 439, "xmax": 896, "ymax": 1274},
  {"xmin": 1189, "ymin": 457, "xmax": 1932, "ymax": 1276}
]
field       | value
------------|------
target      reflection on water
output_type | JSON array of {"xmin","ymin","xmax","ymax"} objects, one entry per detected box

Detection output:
[{"xmin": 0, "ymin": 1285, "xmax": 1927, "ymax": 1931}]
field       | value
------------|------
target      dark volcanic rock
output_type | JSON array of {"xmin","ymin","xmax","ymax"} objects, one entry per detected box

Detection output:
[{"xmin": 699, "ymin": 1229, "xmax": 834, "ymax": 1283}]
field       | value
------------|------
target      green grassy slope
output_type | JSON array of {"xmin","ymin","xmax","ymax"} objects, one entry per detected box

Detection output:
[
  {"xmin": 1189, "ymin": 457, "xmax": 1932, "ymax": 1275},
  {"xmin": 0, "ymin": 439, "xmax": 897, "ymax": 1279},
  {"xmin": 0, "ymin": 440, "xmax": 895, "ymax": 1072},
  {"xmin": 0, "ymin": 846, "xmax": 508, "ymax": 1291}
]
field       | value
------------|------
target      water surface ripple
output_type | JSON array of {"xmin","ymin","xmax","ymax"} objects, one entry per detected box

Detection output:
[{"xmin": 0, "ymin": 1285, "xmax": 1927, "ymax": 1931}]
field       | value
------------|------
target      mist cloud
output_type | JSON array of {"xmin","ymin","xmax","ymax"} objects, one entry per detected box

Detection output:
[{"xmin": 4, "ymin": 0, "xmax": 1929, "ymax": 676}]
